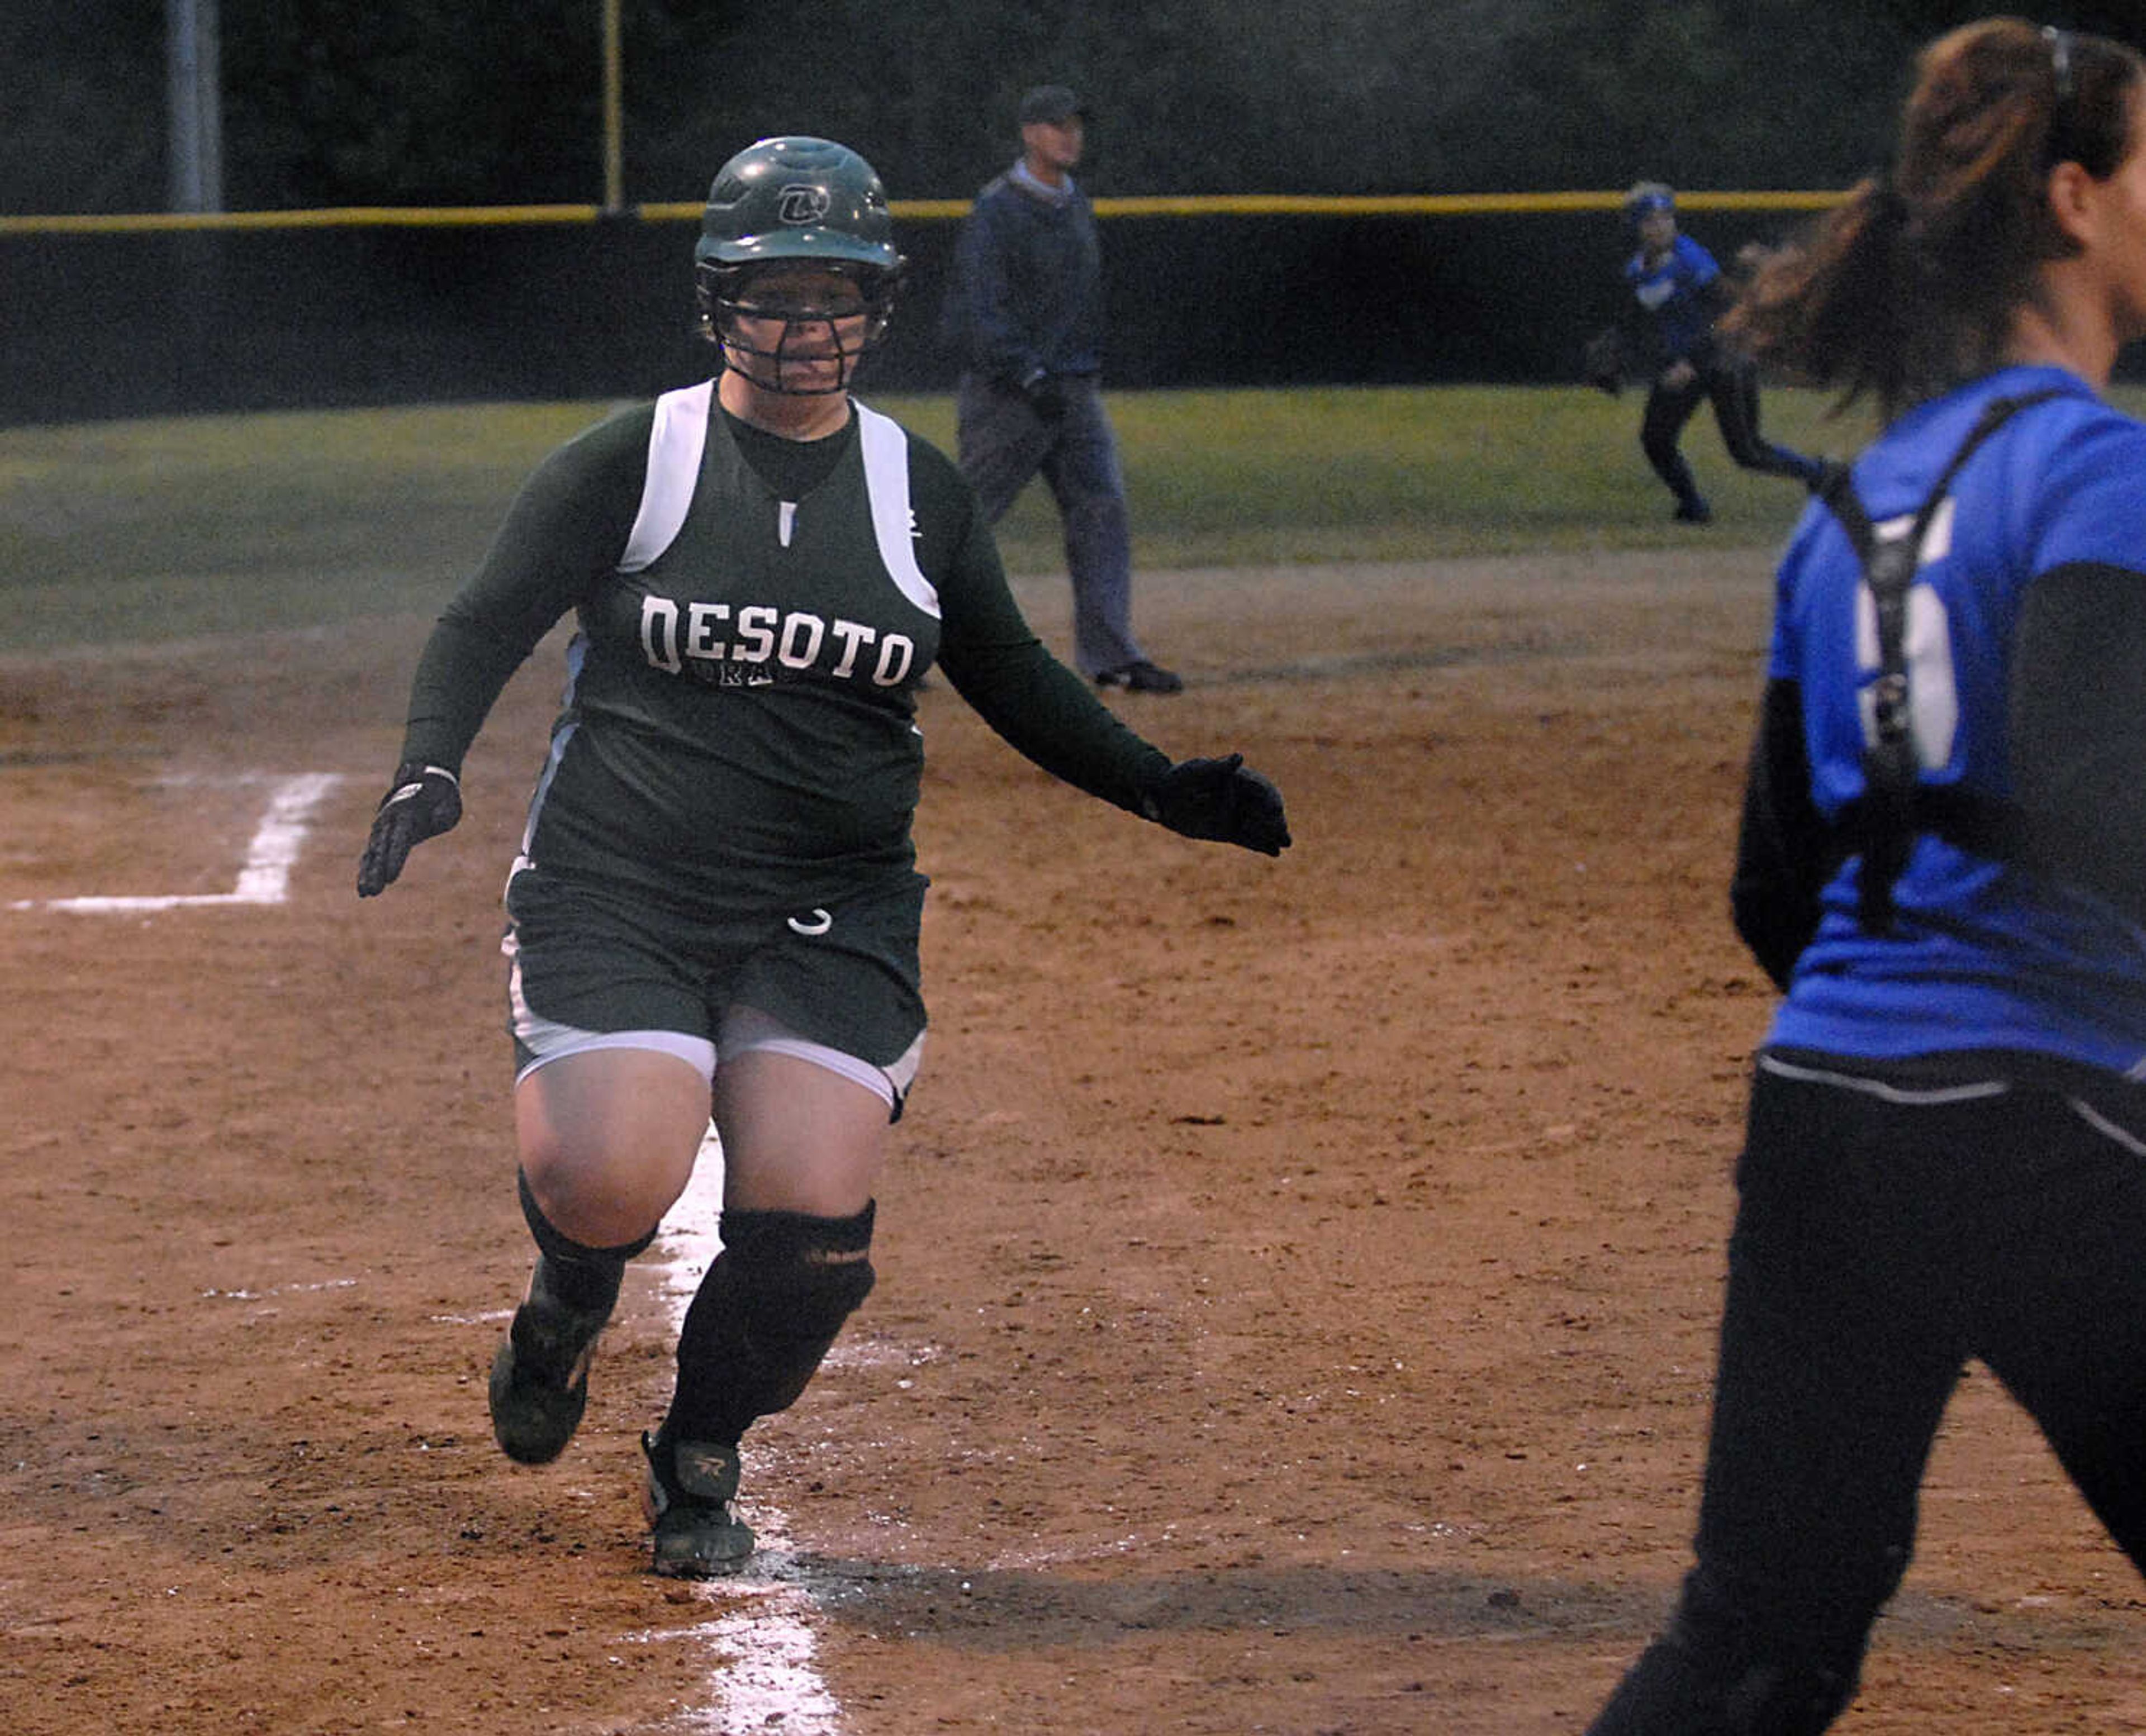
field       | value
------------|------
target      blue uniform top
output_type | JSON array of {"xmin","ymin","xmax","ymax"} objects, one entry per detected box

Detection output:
[
  {"xmin": 1764, "ymin": 364, "xmax": 2146, "ymax": 1076},
  {"xmin": 1624, "ymin": 232, "xmax": 1722, "ymax": 366}
]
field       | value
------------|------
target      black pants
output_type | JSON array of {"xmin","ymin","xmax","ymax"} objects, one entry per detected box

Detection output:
[
  {"xmin": 1589, "ymin": 1050, "xmax": 2146, "ymax": 1734},
  {"xmin": 1641, "ymin": 356, "xmax": 1821, "ymax": 507}
]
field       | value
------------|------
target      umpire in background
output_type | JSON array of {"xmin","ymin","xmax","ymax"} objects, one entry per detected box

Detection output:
[{"xmin": 941, "ymin": 83, "xmax": 1182, "ymax": 694}]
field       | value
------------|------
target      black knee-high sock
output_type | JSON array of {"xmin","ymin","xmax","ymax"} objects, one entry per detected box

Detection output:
[{"xmin": 664, "ymin": 1202, "xmax": 876, "ymax": 1445}]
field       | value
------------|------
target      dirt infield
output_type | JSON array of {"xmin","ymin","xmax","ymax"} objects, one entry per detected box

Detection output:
[{"xmin": 3, "ymin": 549, "xmax": 2140, "ymax": 1735}]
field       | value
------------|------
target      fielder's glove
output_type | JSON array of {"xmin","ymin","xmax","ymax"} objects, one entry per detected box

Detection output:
[
  {"xmin": 1582, "ymin": 328, "xmax": 1625, "ymax": 397},
  {"xmin": 1144, "ymin": 754, "xmax": 1292, "ymax": 857},
  {"xmin": 355, "ymin": 761, "xmax": 462, "ymax": 897}
]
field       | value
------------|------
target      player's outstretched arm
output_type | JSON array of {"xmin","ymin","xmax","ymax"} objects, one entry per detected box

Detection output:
[{"xmin": 355, "ymin": 763, "xmax": 463, "ymax": 897}]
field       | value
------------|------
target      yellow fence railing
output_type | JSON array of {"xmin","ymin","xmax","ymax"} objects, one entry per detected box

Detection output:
[{"xmin": 0, "ymin": 188, "xmax": 1848, "ymax": 239}]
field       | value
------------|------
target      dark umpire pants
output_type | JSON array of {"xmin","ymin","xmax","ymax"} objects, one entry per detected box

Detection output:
[
  {"xmin": 1590, "ymin": 1050, "xmax": 2146, "ymax": 1733},
  {"xmin": 1641, "ymin": 355, "xmax": 1822, "ymax": 507},
  {"xmin": 954, "ymin": 370, "xmax": 1144, "ymax": 679}
]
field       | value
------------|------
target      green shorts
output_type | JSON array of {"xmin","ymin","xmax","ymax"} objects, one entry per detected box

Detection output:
[{"xmin": 501, "ymin": 862, "xmax": 929, "ymax": 1081}]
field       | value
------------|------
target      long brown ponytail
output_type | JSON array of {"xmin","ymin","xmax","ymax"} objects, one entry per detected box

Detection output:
[{"xmin": 1724, "ymin": 17, "xmax": 2142, "ymax": 420}]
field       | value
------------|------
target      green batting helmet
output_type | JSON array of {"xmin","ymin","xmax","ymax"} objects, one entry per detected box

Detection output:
[
  {"xmin": 694, "ymin": 135, "xmax": 900, "ymax": 274},
  {"xmin": 693, "ymin": 136, "xmax": 903, "ymax": 392}
]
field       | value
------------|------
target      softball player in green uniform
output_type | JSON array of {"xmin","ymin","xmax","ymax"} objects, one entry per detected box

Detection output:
[{"xmin": 355, "ymin": 135, "xmax": 1290, "ymax": 1578}]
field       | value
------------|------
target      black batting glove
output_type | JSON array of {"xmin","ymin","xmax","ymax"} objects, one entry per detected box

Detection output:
[
  {"xmin": 355, "ymin": 761, "xmax": 462, "ymax": 897},
  {"xmin": 1143, "ymin": 754, "xmax": 1292, "ymax": 857}
]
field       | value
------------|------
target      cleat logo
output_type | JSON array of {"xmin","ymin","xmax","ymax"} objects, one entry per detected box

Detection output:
[
  {"xmin": 681, "ymin": 1443, "xmax": 735, "ymax": 1479},
  {"xmin": 777, "ymin": 184, "xmax": 832, "ymax": 226}
]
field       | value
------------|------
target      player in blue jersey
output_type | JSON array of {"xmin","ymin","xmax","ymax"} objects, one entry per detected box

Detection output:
[
  {"xmin": 1587, "ymin": 20, "xmax": 2146, "ymax": 1733},
  {"xmin": 1592, "ymin": 182, "xmax": 1823, "ymax": 521},
  {"xmin": 354, "ymin": 136, "xmax": 1289, "ymax": 1580}
]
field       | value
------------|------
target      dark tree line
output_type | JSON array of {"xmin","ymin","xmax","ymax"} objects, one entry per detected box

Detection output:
[{"xmin": 8, "ymin": 2, "xmax": 2143, "ymax": 216}]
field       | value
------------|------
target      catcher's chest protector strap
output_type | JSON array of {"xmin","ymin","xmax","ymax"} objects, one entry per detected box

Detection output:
[{"xmin": 1810, "ymin": 389, "xmax": 2062, "ymax": 932}]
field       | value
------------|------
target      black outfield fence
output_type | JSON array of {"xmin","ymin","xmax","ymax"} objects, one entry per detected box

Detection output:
[{"xmin": 3, "ymin": 193, "xmax": 1839, "ymax": 426}]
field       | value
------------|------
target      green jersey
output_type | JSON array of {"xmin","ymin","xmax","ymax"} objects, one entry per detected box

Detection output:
[{"xmin": 399, "ymin": 383, "xmax": 1171, "ymax": 917}]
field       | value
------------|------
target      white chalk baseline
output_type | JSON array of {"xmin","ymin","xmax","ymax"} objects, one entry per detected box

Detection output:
[{"xmin": 9, "ymin": 772, "xmax": 344, "ymax": 913}]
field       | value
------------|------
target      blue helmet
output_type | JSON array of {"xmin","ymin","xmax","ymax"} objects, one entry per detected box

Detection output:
[{"xmin": 1625, "ymin": 180, "xmax": 1676, "ymax": 224}]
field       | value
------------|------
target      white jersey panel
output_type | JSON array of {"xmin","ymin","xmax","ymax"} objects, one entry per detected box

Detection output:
[
  {"xmin": 620, "ymin": 379, "xmax": 716, "ymax": 575},
  {"xmin": 857, "ymin": 402, "xmax": 941, "ymax": 620}
]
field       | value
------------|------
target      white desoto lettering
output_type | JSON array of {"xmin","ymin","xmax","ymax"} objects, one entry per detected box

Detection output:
[
  {"xmin": 640, "ymin": 596, "xmax": 681, "ymax": 673},
  {"xmin": 641, "ymin": 595, "xmax": 919, "ymax": 687},
  {"xmin": 873, "ymin": 636, "xmax": 915, "ymax": 686},
  {"xmin": 778, "ymin": 613, "xmax": 826, "ymax": 668},
  {"xmin": 685, "ymin": 601, "xmax": 730, "ymax": 660},
  {"xmin": 734, "ymin": 606, "xmax": 777, "ymax": 663},
  {"xmin": 828, "ymin": 620, "xmax": 875, "ymax": 678}
]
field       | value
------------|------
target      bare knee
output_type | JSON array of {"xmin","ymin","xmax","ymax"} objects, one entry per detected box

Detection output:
[
  {"xmin": 516, "ymin": 1050, "xmax": 708, "ymax": 1244},
  {"xmin": 520, "ymin": 1149, "xmax": 686, "ymax": 1247}
]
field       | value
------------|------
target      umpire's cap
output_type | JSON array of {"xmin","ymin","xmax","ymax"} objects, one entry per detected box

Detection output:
[{"xmin": 1019, "ymin": 84, "xmax": 1084, "ymax": 126}]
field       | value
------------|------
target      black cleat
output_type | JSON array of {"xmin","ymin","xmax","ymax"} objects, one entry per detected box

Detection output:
[
  {"xmin": 1094, "ymin": 659, "xmax": 1184, "ymax": 694},
  {"xmin": 1673, "ymin": 495, "xmax": 1713, "ymax": 524},
  {"xmin": 643, "ymin": 1429, "xmax": 757, "ymax": 1578},
  {"xmin": 487, "ymin": 1292, "xmax": 609, "ymax": 1466}
]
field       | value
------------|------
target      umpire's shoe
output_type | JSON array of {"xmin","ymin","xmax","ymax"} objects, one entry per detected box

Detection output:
[
  {"xmin": 487, "ymin": 1289, "xmax": 610, "ymax": 1465},
  {"xmin": 1094, "ymin": 658, "xmax": 1184, "ymax": 695},
  {"xmin": 643, "ymin": 1426, "xmax": 756, "ymax": 1577}
]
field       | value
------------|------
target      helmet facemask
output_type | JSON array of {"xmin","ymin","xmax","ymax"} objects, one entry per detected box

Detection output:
[
  {"xmin": 697, "ymin": 259, "xmax": 898, "ymax": 397},
  {"xmin": 691, "ymin": 136, "xmax": 905, "ymax": 397}
]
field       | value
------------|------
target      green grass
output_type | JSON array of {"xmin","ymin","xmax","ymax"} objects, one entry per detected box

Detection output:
[
  {"xmin": 0, "ymin": 380, "xmax": 1996, "ymax": 654},
  {"xmin": 0, "ymin": 402, "xmax": 606, "ymax": 651},
  {"xmin": 894, "ymin": 383, "xmax": 1873, "ymax": 569}
]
